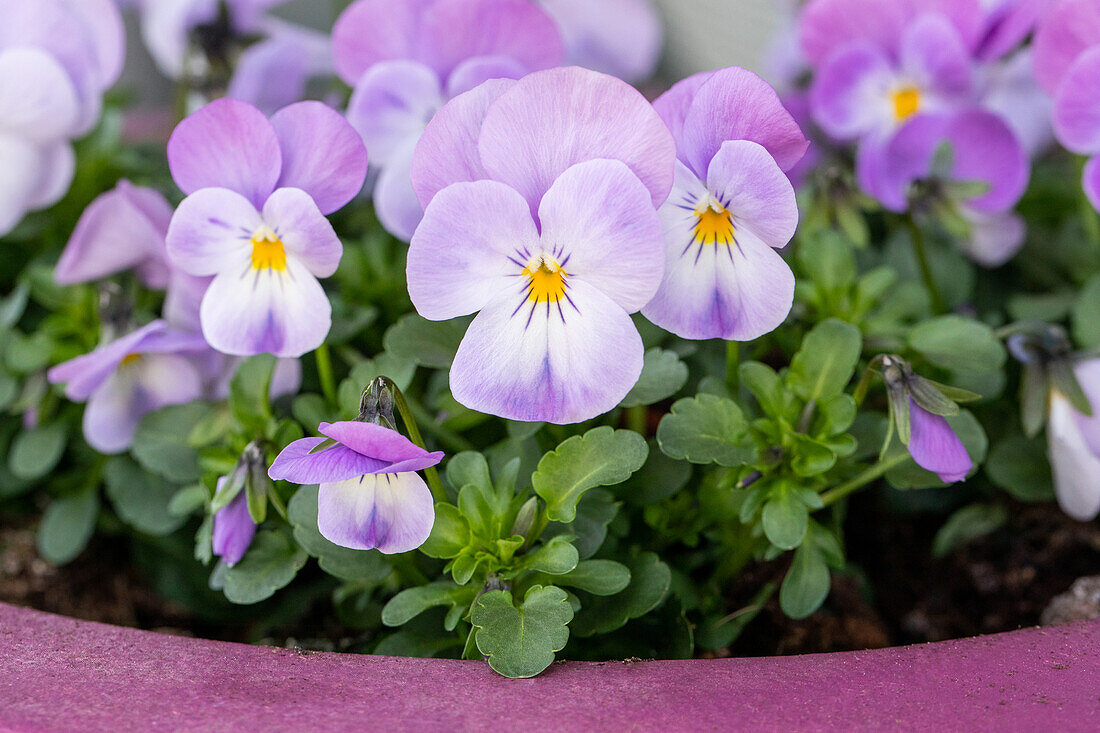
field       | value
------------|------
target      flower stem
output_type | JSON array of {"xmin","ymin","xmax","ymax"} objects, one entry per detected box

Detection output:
[
  {"xmin": 314, "ymin": 342, "xmax": 337, "ymax": 407},
  {"xmin": 382, "ymin": 377, "xmax": 448, "ymax": 503},
  {"xmin": 726, "ymin": 340, "xmax": 740, "ymax": 394},
  {"xmin": 626, "ymin": 405, "xmax": 648, "ymax": 435},
  {"xmin": 820, "ymin": 453, "xmax": 910, "ymax": 507},
  {"xmin": 906, "ymin": 216, "xmax": 946, "ymax": 314}
]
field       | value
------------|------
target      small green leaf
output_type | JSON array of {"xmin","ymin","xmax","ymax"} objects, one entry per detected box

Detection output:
[
  {"xmin": 908, "ymin": 316, "xmax": 1006, "ymax": 374},
  {"xmin": 383, "ymin": 314, "xmax": 469, "ymax": 369},
  {"xmin": 789, "ymin": 434, "xmax": 838, "ymax": 477},
  {"xmin": 523, "ymin": 535, "xmax": 579, "ymax": 575},
  {"xmin": 932, "ymin": 503, "xmax": 1008, "ymax": 557},
  {"xmin": 571, "ymin": 553, "xmax": 671, "ymax": 637},
  {"xmin": 9, "ymin": 421, "xmax": 67, "ymax": 480},
  {"xmin": 223, "ymin": 530, "xmax": 308, "ymax": 604},
  {"xmin": 472, "ymin": 585, "xmax": 574, "ymax": 678},
  {"xmin": 761, "ymin": 487, "xmax": 809, "ymax": 550},
  {"xmin": 616, "ymin": 442, "xmax": 692, "ymax": 506},
  {"xmin": 543, "ymin": 488, "xmax": 619, "ymax": 559},
  {"xmin": 986, "ymin": 435, "xmax": 1054, "ymax": 503},
  {"xmin": 287, "ymin": 485, "xmax": 392, "ymax": 584},
  {"xmin": 229, "ymin": 355, "xmax": 275, "ymax": 433},
  {"xmin": 381, "ymin": 582, "xmax": 477, "ymax": 627},
  {"xmin": 446, "ymin": 451, "xmax": 493, "ymax": 494},
  {"xmin": 420, "ymin": 503, "xmax": 470, "ymax": 559},
  {"xmin": 620, "ymin": 348, "xmax": 689, "ymax": 407},
  {"xmin": 103, "ymin": 457, "xmax": 188, "ymax": 536},
  {"xmin": 36, "ymin": 484, "xmax": 99, "ymax": 565},
  {"xmin": 779, "ymin": 539, "xmax": 830, "ymax": 619},
  {"xmin": 788, "ymin": 319, "xmax": 863, "ymax": 402},
  {"xmin": 553, "ymin": 560, "xmax": 631, "ymax": 596},
  {"xmin": 168, "ymin": 484, "xmax": 210, "ymax": 517},
  {"xmin": 1072, "ymin": 274, "xmax": 1100, "ymax": 349},
  {"xmin": 656, "ymin": 394, "xmax": 754, "ymax": 467},
  {"xmin": 532, "ymin": 427, "xmax": 647, "ymax": 522},
  {"xmin": 131, "ymin": 403, "xmax": 210, "ymax": 483}
]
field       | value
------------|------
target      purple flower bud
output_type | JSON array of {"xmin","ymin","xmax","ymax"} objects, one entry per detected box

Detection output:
[
  {"xmin": 212, "ymin": 481, "xmax": 257, "ymax": 566},
  {"xmin": 907, "ymin": 398, "xmax": 973, "ymax": 483}
]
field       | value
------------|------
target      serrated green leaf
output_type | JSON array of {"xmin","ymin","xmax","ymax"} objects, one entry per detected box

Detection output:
[
  {"xmin": 656, "ymin": 394, "xmax": 754, "ymax": 467},
  {"xmin": 620, "ymin": 348, "xmax": 689, "ymax": 407},
  {"xmin": 472, "ymin": 585, "xmax": 573, "ymax": 678},
  {"xmin": 543, "ymin": 488, "xmax": 619, "ymax": 559},
  {"xmin": 223, "ymin": 530, "xmax": 308, "ymax": 604},
  {"xmin": 532, "ymin": 427, "xmax": 647, "ymax": 522},
  {"xmin": 788, "ymin": 319, "xmax": 862, "ymax": 402}
]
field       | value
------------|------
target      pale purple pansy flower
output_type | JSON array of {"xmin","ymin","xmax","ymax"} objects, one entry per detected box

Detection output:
[
  {"xmin": 977, "ymin": 49, "xmax": 1053, "ymax": 156},
  {"xmin": 1050, "ymin": 46, "xmax": 1100, "ymax": 211},
  {"xmin": 0, "ymin": 0, "xmax": 124, "ymax": 236},
  {"xmin": 974, "ymin": 0, "xmax": 1052, "ymax": 62},
  {"xmin": 407, "ymin": 67, "xmax": 675, "ymax": 423},
  {"xmin": 164, "ymin": 98, "xmax": 368, "ymax": 358},
  {"xmin": 46, "ymin": 320, "xmax": 207, "ymax": 454},
  {"xmin": 641, "ymin": 67, "xmax": 806, "ymax": 342},
  {"xmin": 1032, "ymin": 0, "xmax": 1100, "ymax": 95},
  {"xmin": 1047, "ymin": 359, "xmax": 1100, "ymax": 521},
  {"xmin": 269, "ymin": 422, "xmax": 443, "ymax": 553},
  {"xmin": 537, "ymin": 0, "xmax": 662, "ymax": 83},
  {"xmin": 212, "ymin": 479, "xmax": 257, "ymax": 566},
  {"xmin": 335, "ymin": 0, "xmax": 564, "ymax": 241},
  {"xmin": 227, "ymin": 19, "xmax": 333, "ymax": 115},
  {"xmin": 874, "ymin": 109, "xmax": 1030, "ymax": 266},
  {"xmin": 907, "ymin": 397, "xmax": 973, "ymax": 482},
  {"xmin": 54, "ymin": 180, "xmax": 173, "ymax": 288}
]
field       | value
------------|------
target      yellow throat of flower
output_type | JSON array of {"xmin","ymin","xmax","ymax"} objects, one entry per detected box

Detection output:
[
  {"xmin": 892, "ymin": 86, "xmax": 921, "ymax": 122},
  {"xmin": 694, "ymin": 200, "xmax": 735, "ymax": 245},
  {"xmin": 250, "ymin": 226, "xmax": 287, "ymax": 271},
  {"xmin": 522, "ymin": 254, "xmax": 568, "ymax": 303},
  {"xmin": 120, "ymin": 353, "xmax": 141, "ymax": 366}
]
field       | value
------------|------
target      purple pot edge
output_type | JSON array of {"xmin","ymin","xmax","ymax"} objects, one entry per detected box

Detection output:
[{"xmin": 1, "ymin": 601, "xmax": 1098, "ymax": 731}]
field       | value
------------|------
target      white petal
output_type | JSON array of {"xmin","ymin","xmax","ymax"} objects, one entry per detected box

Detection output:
[
  {"xmin": 1048, "ymin": 394, "xmax": 1100, "ymax": 521},
  {"xmin": 317, "ymin": 472, "xmax": 435, "ymax": 554}
]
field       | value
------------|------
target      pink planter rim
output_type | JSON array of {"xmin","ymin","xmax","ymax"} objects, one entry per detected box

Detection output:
[{"xmin": 2, "ymin": 602, "xmax": 1098, "ymax": 731}]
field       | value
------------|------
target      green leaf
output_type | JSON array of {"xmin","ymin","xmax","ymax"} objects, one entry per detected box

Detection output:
[
  {"xmin": 349, "ymin": 352, "xmax": 417, "ymax": 392},
  {"xmin": 761, "ymin": 486, "xmax": 809, "ymax": 550},
  {"xmin": 656, "ymin": 394, "xmax": 754, "ymax": 467},
  {"xmin": 9, "ymin": 421, "xmax": 67, "ymax": 480},
  {"xmin": 36, "ymin": 484, "xmax": 99, "ymax": 565},
  {"xmin": 383, "ymin": 314, "xmax": 469, "ymax": 369},
  {"xmin": 616, "ymin": 442, "xmax": 692, "ymax": 506},
  {"xmin": 420, "ymin": 503, "xmax": 471, "ymax": 559},
  {"xmin": 907, "ymin": 316, "xmax": 1006, "ymax": 374},
  {"xmin": 223, "ymin": 530, "xmax": 308, "ymax": 605},
  {"xmin": 739, "ymin": 361, "xmax": 787, "ymax": 419},
  {"xmin": 103, "ymin": 457, "xmax": 187, "ymax": 536},
  {"xmin": 458, "ymin": 482, "xmax": 509, "ymax": 540},
  {"xmin": 381, "ymin": 582, "xmax": 477, "ymax": 627},
  {"xmin": 779, "ymin": 538, "xmax": 831, "ymax": 619},
  {"xmin": 229, "ymin": 355, "xmax": 275, "ymax": 433},
  {"xmin": 986, "ymin": 435, "xmax": 1054, "ymax": 503},
  {"xmin": 287, "ymin": 485, "xmax": 392, "ymax": 584},
  {"xmin": 553, "ymin": 560, "xmax": 631, "ymax": 596},
  {"xmin": 131, "ymin": 403, "xmax": 210, "ymax": 483},
  {"xmin": 797, "ymin": 230, "xmax": 857, "ymax": 295},
  {"xmin": 523, "ymin": 535, "xmax": 579, "ymax": 575},
  {"xmin": 472, "ymin": 585, "xmax": 574, "ymax": 678},
  {"xmin": 168, "ymin": 484, "xmax": 209, "ymax": 517},
  {"xmin": 446, "ymin": 451, "xmax": 493, "ymax": 494},
  {"xmin": 620, "ymin": 348, "xmax": 689, "ymax": 407},
  {"xmin": 532, "ymin": 427, "xmax": 647, "ymax": 522},
  {"xmin": 571, "ymin": 552, "xmax": 671, "ymax": 637},
  {"xmin": 789, "ymin": 434, "xmax": 839, "ymax": 477},
  {"xmin": 1072, "ymin": 274, "xmax": 1100, "ymax": 349},
  {"xmin": 788, "ymin": 319, "xmax": 863, "ymax": 402},
  {"xmin": 932, "ymin": 503, "xmax": 1008, "ymax": 557},
  {"xmin": 543, "ymin": 488, "xmax": 619, "ymax": 559}
]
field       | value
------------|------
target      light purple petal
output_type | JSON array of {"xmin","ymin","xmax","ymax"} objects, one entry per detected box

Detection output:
[
  {"xmin": 317, "ymin": 472, "xmax": 435, "ymax": 554},
  {"xmin": 536, "ymin": 159, "xmax": 664, "ymax": 312},
  {"xmin": 540, "ymin": 0, "xmax": 662, "ymax": 82},
  {"xmin": 206, "ymin": 354, "xmax": 300, "ymax": 401},
  {"xmin": 166, "ymin": 187, "xmax": 261, "ymax": 276},
  {"xmin": 1084, "ymin": 157, "xmax": 1100, "ymax": 212},
  {"xmin": 477, "ymin": 67, "xmax": 676, "ymax": 214},
  {"xmin": 199, "ymin": 256, "xmax": 331, "ymax": 358},
  {"xmin": 0, "ymin": 47, "xmax": 81, "ymax": 142},
  {"xmin": 444, "ymin": 55, "xmax": 526, "ymax": 98},
  {"xmin": 906, "ymin": 399, "xmax": 972, "ymax": 483},
  {"xmin": 48, "ymin": 320, "xmax": 166, "ymax": 401},
  {"xmin": 856, "ymin": 133, "xmax": 905, "ymax": 211},
  {"xmin": 55, "ymin": 181, "xmax": 170, "ymax": 286},
  {"xmin": 212, "ymin": 488, "xmax": 257, "ymax": 566},
  {"xmin": 1033, "ymin": 0, "xmax": 1100, "ymax": 94},
  {"xmin": 942, "ymin": 110, "xmax": 1029, "ymax": 212},
  {"xmin": 652, "ymin": 71, "xmax": 711, "ymax": 148},
  {"xmin": 958, "ymin": 208, "xmax": 1026, "ymax": 267},
  {"xmin": 407, "ymin": 180, "xmax": 537, "ymax": 320},
  {"xmin": 411, "ymin": 78, "xmax": 516, "ymax": 209},
  {"xmin": 268, "ymin": 437, "xmax": 390, "ymax": 484},
  {"xmin": 167, "ymin": 98, "xmax": 281, "ymax": 207},
  {"xmin": 21, "ymin": 141, "xmax": 76, "ymax": 217},
  {"xmin": 140, "ymin": 0, "xmax": 219, "ymax": 79},
  {"xmin": 1071, "ymin": 358, "xmax": 1100, "ymax": 457},
  {"xmin": 0, "ymin": 138, "xmax": 47, "ymax": 236},
  {"xmin": 1053, "ymin": 47, "xmax": 1100, "ymax": 155},
  {"xmin": 331, "ymin": 0, "xmax": 435, "ymax": 85},
  {"xmin": 373, "ymin": 137, "xmax": 424, "ymax": 242},
  {"xmin": 268, "ymin": 102, "xmax": 368, "ymax": 215},
  {"xmin": 642, "ymin": 161, "xmax": 795, "ymax": 342},
  {"xmin": 346, "ymin": 60, "xmax": 442, "ymax": 170},
  {"xmin": 978, "ymin": 49, "xmax": 1054, "ymax": 156},
  {"xmin": 1048, "ymin": 393, "xmax": 1100, "ymax": 521},
  {"xmin": 679, "ymin": 67, "xmax": 809, "ymax": 177},
  {"xmin": 450, "ymin": 279, "xmax": 644, "ymax": 424},
  {"xmin": 810, "ymin": 43, "xmax": 897, "ymax": 142},
  {"xmin": 261, "ymin": 187, "xmax": 343, "ymax": 278},
  {"xmin": 163, "ymin": 271, "xmax": 211, "ymax": 332},
  {"xmin": 706, "ymin": 140, "xmax": 799, "ymax": 249},
  {"xmin": 900, "ymin": 14, "xmax": 974, "ymax": 101},
  {"xmin": 976, "ymin": 0, "xmax": 1047, "ymax": 61},
  {"xmin": 419, "ymin": 0, "xmax": 564, "ymax": 80},
  {"xmin": 66, "ymin": 0, "xmax": 126, "ymax": 89},
  {"xmin": 317, "ymin": 421, "xmax": 443, "ymax": 469}
]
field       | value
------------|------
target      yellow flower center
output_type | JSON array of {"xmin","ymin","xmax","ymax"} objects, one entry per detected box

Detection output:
[
  {"xmin": 120, "ymin": 353, "xmax": 141, "ymax": 366},
  {"xmin": 892, "ymin": 86, "xmax": 921, "ymax": 122},
  {"xmin": 522, "ymin": 255, "xmax": 568, "ymax": 303},
  {"xmin": 250, "ymin": 226, "xmax": 287, "ymax": 271},
  {"xmin": 694, "ymin": 200, "xmax": 735, "ymax": 245}
]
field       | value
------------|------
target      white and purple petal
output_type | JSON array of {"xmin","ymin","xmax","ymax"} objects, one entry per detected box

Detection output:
[
  {"xmin": 1048, "ymin": 392, "xmax": 1100, "ymax": 521},
  {"xmin": 345, "ymin": 60, "xmax": 443, "ymax": 171},
  {"xmin": 261, "ymin": 187, "xmax": 343, "ymax": 278},
  {"xmin": 166, "ymin": 187, "xmax": 261, "ymax": 276},
  {"xmin": 318, "ymin": 421, "xmax": 443, "ymax": 469},
  {"xmin": 317, "ymin": 471, "xmax": 435, "ymax": 553}
]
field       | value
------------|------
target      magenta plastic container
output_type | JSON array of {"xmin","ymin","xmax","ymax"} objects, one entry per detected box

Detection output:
[{"xmin": 1, "ymin": 602, "xmax": 1097, "ymax": 731}]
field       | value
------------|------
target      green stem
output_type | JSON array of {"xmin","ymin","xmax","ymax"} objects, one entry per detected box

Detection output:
[
  {"xmin": 906, "ymin": 216, "xmax": 946, "ymax": 315},
  {"xmin": 626, "ymin": 405, "xmax": 648, "ymax": 435},
  {"xmin": 314, "ymin": 342, "xmax": 337, "ymax": 407},
  {"xmin": 404, "ymin": 396, "xmax": 477, "ymax": 453},
  {"xmin": 726, "ymin": 340, "xmax": 740, "ymax": 394},
  {"xmin": 383, "ymin": 378, "xmax": 448, "ymax": 502},
  {"xmin": 820, "ymin": 453, "xmax": 909, "ymax": 507}
]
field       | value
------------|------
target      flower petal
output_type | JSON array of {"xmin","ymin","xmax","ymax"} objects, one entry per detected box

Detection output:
[
  {"xmin": 1048, "ymin": 393, "xmax": 1100, "ymax": 521},
  {"xmin": 167, "ymin": 98, "xmax": 281, "ymax": 207},
  {"xmin": 958, "ymin": 208, "xmax": 1025, "ymax": 267},
  {"xmin": 227, "ymin": 21, "xmax": 332, "ymax": 114},
  {"xmin": 444, "ymin": 55, "xmax": 526, "ymax": 98},
  {"xmin": 536, "ymin": 159, "xmax": 664, "ymax": 312},
  {"xmin": 0, "ymin": 136, "xmax": 52, "ymax": 236},
  {"xmin": 269, "ymin": 102, "xmax": 368, "ymax": 215},
  {"xmin": 66, "ymin": 0, "xmax": 126, "ymax": 89},
  {"xmin": 1084, "ymin": 156, "xmax": 1100, "ymax": 212},
  {"xmin": 810, "ymin": 42, "xmax": 896, "ymax": 142},
  {"xmin": 907, "ymin": 399, "xmax": 972, "ymax": 483},
  {"xmin": 450, "ymin": 279, "xmax": 643, "ymax": 423},
  {"xmin": 1053, "ymin": 47, "xmax": 1100, "ymax": 155},
  {"xmin": 212, "ymin": 488, "xmax": 257, "ymax": 566},
  {"xmin": 331, "ymin": 0, "xmax": 435, "ymax": 85},
  {"xmin": 706, "ymin": 140, "xmax": 799, "ymax": 249},
  {"xmin": 0, "ymin": 47, "xmax": 80, "ymax": 142},
  {"xmin": 268, "ymin": 437, "xmax": 390, "ymax": 484},
  {"xmin": 477, "ymin": 67, "xmax": 675, "ymax": 214},
  {"xmin": 679, "ymin": 67, "xmax": 809, "ymax": 177},
  {"xmin": 653, "ymin": 71, "xmax": 711, "ymax": 147},
  {"xmin": 48, "ymin": 320, "xmax": 167, "ymax": 401},
  {"xmin": 166, "ymin": 187, "xmax": 262, "ymax": 276},
  {"xmin": 317, "ymin": 471, "xmax": 435, "ymax": 554},
  {"xmin": 540, "ymin": 0, "xmax": 662, "ymax": 82},
  {"xmin": 1071, "ymin": 358, "xmax": 1100, "ymax": 457},
  {"xmin": 408, "ymin": 179, "xmax": 538, "ymax": 320},
  {"xmin": 411, "ymin": 78, "xmax": 515, "ymax": 209},
  {"xmin": 900, "ymin": 14, "xmax": 973, "ymax": 100},
  {"xmin": 373, "ymin": 136, "xmax": 424, "ymax": 242},
  {"xmin": 317, "ymin": 421, "xmax": 444, "ymax": 470},
  {"xmin": 199, "ymin": 257, "xmax": 331, "ymax": 358},
  {"xmin": 345, "ymin": 60, "xmax": 442, "ymax": 170},
  {"xmin": 1033, "ymin": 0, "xmax": 1100, "ymax": 94},
  {"xmin": 799, "ymin": 0, "xmax": 914, "ymax": 65},
  {"xmin": 261, "ymin": 187, "xmax": 343, "ymax": 278}
]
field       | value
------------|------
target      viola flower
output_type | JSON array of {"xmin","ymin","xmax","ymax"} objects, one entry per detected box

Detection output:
[
  {"xmin": 874, "ymin": 109, "xmax": 1030, "ymax": 266},
  {"xmin": 164, "ymin": 98, "xmax": 368, "ymax": 358},
  {"xmin": 1047, "ymin": 359, "xmax": 1100, "ymax": 521},
  {"xmin": 335, "ymin": 0, "xmax": 563, "ymax": 241},
  {"xmin": 46, "ymin": 320, "xmax": 207, "ymax": 454},
  {"xmin": 227, "ymin": 19, "xmax": 333, "ymax": 115},
  {"xmin": 642, "ymin": 67, "xmax": 806, "ymax": 341},
  {"xmin": 212, "ymin": 479, "xmax": 257, "ymax": 566},
  {"xmin": 269, "ymin": 422, "xmax": 444, "ymax": 553},
  {"xmin": 54, "ymin": 180, "xmax": 173, "ymax": 288},
  {"xmin": 537, "ymin": 0, "xmax": 662, "ymax": 82},
  {"xmin": 906, "ymin": 399, "xmax": 973, "ymax": 483},
  {"xmin": 1032, "ymin": 0, "xmax": 1100, "ymax": 96},
  {"xmin": 974, "ymin": 0, "xmax": 1052, "ymax": 62},
  {"xmin": 407, "ymin": 67, "xmax": 675, "ymax": 423},
  {"xmin": 1044, "ymin": 36, "xmax": 1100, "ymax": 211}
]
